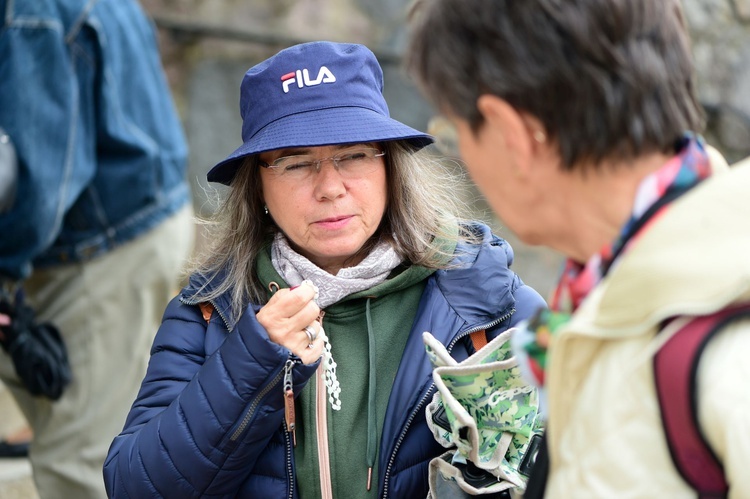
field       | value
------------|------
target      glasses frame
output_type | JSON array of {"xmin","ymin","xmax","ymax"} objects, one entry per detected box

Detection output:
[{"xmin": 258, "ymin": 146, "xmax": 386, "ymax": 179}]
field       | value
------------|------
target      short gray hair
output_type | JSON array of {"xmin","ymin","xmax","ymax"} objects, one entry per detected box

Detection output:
[{"xmin": 407, "ymin": 0, "xmax": 704, "ymax": 171}]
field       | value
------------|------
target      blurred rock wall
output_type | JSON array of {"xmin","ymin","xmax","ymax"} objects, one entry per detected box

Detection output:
[
  {"xmin": 685, "ymin": 0, "xmax": 750, "ymax": 161},
  {"xmin": 140, "ymin": 0, "xmax": 750, "ymax": 298}
]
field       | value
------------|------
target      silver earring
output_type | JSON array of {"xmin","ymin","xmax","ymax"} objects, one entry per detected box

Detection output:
[{"xmin": 264, "ymin": 205, "xmax": 269, "ymax": 215}]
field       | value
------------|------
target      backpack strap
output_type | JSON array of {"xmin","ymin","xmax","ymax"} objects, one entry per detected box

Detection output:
[
  {"xmin": 469, "ymin": 329, "xmax": 488, "ymax": 352},
  {"xmin": 654, "ymin": 303, "xmax": 750, "ymax": 499},
  {"xmin": 198, "ymin": 302, "xmax": 214, "ymax": 324}
]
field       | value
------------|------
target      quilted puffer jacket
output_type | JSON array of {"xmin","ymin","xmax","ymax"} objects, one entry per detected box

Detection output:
[{"xmin": 103, "ymin": 223, "xmax": 546, "ymax": 498}]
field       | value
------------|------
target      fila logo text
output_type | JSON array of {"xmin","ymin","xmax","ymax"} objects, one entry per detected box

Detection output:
[{"xmin": 281, "ymin": 66, "xmax": 336, "ymax": 93}]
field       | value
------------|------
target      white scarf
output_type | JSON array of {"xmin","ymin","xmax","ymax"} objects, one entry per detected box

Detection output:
[{"xmin": 271, "ymin": 232, "xmax": 403, "ymax": 308}]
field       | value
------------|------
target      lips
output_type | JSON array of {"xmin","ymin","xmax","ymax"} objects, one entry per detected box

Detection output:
[
  {"xmin": 314, "ymin": 215, "xmax": 353, "ymax": 228},
  {"xmin": 317, "ymin": 215, "xmax": 350, "ymax": 223}
]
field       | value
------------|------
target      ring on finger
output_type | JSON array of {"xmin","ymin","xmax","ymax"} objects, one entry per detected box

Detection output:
[
  {"xmin": 304, "ymin": 325, "xmax": 318, "ymax": 341},
  {"xmin": 304, "ymin": 325, "xmax": 317, "ymax": 348}
]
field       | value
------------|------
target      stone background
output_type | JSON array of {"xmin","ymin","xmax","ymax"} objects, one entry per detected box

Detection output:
[{"xmin": 141, "ymin": 0, "xmax": 750, "ymax": 298}]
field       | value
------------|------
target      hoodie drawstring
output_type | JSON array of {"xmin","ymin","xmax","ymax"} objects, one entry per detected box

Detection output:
[{"xmin": 365, "ymin": 298, "xmax": 377, "ymax": 491}]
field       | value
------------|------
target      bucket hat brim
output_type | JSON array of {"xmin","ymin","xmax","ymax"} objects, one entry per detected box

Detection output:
[{"xmin": 207, "ymin": 106, "xmax": 433, "ymax": 185}]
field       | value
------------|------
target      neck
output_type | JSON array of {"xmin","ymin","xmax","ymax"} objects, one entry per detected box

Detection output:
[{"xmin": 553, "ymin": 152, "xmax": 672, "ymax": 263}]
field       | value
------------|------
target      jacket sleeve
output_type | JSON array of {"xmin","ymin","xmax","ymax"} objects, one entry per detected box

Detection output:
[{"xmin": 103, "ymin": 296, "xmax": 318, "ymax": 498}]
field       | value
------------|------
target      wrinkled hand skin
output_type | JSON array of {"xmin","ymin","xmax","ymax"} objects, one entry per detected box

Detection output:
[{"xmin": 256, "ymin": 281, "xmax": 324, "ymax": 364}]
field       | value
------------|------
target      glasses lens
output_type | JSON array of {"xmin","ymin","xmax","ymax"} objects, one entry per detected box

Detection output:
[
  {"xmin": 335, "ymin": 148, "xmax": 383, "ymax": 177},
  {"xmin": 273, "ymin": 157, "xmax": 315, "ymax": 180},
  {"xmin": 269, "ymin": 147, "xmax": 384, "ymax": 181}
]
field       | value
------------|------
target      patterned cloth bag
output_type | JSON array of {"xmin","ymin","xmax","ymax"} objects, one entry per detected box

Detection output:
[{"xmin": 423, "ymin": 329, "xmax": 543, "ymax": 497}]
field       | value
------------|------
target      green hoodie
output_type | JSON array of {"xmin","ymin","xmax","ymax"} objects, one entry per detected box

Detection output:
[{"xmin": 255, "ymin": 246, "xmax": 443, "ymax": 498}]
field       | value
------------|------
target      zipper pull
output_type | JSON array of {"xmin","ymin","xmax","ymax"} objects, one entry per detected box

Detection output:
[{"xmin": 283, "ymin": 359, "xmax": 296, "ymax": 446}]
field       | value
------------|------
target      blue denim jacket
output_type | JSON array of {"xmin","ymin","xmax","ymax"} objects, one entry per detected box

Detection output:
[{"xmin": 0, "ymin": 0, "xmax": 190, "ymax": 280}]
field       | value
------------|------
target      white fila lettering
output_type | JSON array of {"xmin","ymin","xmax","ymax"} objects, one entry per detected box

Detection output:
[{"xmin": 281, "ymin": 66, "xmax": 336, "ymax": 93}]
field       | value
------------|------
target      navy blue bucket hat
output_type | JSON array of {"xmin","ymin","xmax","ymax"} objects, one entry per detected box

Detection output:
[{"xmin": 206, "ymin": 41, "xmax": 434, "ymax": 185}]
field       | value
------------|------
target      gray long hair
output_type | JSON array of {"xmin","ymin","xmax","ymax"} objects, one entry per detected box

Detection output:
[{"xmin": 187, "ymin": 140, "xmax": 476, "ymax": 325}]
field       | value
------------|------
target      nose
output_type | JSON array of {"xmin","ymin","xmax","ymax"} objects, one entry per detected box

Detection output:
[{"xmin": 312, "ymin": 160, "xmax": 346, "ymax": 200}]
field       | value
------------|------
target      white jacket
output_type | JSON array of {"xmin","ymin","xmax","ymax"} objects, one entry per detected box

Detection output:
[{"xmin": 544, "ymin": 157, "xmax": 750, "ymax": 498}]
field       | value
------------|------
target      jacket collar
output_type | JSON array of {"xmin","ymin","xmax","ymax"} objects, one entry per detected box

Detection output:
[
  {"xmin": 182, "ymin": 269, "xmax": 237, "ymax": 328},
  {"xmin": 431, "ymin": 222, "xmax": 518, "ymax": 330}
]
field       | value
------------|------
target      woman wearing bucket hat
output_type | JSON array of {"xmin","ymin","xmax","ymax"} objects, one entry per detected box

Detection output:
[{"xmin": 103, "ymin": 41, "xmax": 546, "ymax": 498}]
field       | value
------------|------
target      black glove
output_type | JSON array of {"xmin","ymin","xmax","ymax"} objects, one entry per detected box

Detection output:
[{"xmin": 0, "ymin": 289, "xmax": 72, "ymax": 400}]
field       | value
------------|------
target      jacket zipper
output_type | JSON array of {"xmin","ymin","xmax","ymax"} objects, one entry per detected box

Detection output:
[
  {"xmin": 181, "ymin": 295, "xmax": 288, "ymax": 443},
  {"xmin": 231, "ymin": 355, "xmax": 293, "ymax": 442},
  {"xmin": 181, "ymin": 294, "xmax": 299, "ymax": 495},
  {"xmin": 180, "ymin": 296, "xmax": 232, "ymax": 331},
  {"xmin": 285, "ymin": 419, "xmax": 295, "ymax": 499},
  {"xmin": 460, "ymin": 308, "xmax": 515, "ymax": 341},
  {"xmin": 381, "ymin": 309, "xmax": 515, "ymax": 498},
  {"xmin": 283, "ymin": 359, "xmax": 297, "ymax": 446}
]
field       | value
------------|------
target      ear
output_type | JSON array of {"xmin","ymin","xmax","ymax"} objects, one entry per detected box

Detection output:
[{"xmin": 476, "ymin": 95, "xmax": 539, "ymax": 175}]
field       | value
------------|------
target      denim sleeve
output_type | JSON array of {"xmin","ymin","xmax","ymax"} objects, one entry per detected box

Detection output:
[{"xmin": 0, "ymin": 4, "xmax": 98, "ymax": 280}]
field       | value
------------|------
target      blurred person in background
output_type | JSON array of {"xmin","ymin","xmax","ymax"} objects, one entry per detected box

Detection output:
[
  {"xmin": 0, "ymin": 0, "xmax": 194, "ymax": 497},
  {"xmin": 103, "ymin": 41, "xmax": 546, "ymax": 498},
  {"xmin": 407, "ymin": 0, "xmax": 750, "ymax": 497}
]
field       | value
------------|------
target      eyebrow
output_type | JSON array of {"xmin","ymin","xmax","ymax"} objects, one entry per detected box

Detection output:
[
  {"xmin": 270, "ymin": 143, "xmax": 374, "ymax": 159},
  {"xmin": 274, "ymin": 147, "xmax": 313, "ymax": 157}
]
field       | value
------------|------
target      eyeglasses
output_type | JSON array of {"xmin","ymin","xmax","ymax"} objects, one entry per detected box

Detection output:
[{"xmin": 259, "ymin": 146, "xmax": 386, "ymax": 181}]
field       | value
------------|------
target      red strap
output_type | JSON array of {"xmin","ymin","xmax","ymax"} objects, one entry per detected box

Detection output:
[
  {"xmin": 469, "ymin": 329, "xmax": 487, "ymax": 351},
  {"xmin": 198, "ymin": 302, "xmax": 214, "ymax": 324},
  {"xmin": 654, "ymin": 303, "xmax": 750, "ymax": 498}
]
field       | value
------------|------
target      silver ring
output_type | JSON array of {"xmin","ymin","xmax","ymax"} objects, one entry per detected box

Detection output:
[
  {"xmin": 304, "ymin": 325, "xmax": 318, "ymax": 341},
  {"xmin": 304, "ymin": 325, "xmax": 317, "ymax": 348}
]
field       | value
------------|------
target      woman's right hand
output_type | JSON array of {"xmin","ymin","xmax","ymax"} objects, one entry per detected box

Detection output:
[{"xmin": 256, "ymin": 280, "xmax": 324, "ymax": 364}]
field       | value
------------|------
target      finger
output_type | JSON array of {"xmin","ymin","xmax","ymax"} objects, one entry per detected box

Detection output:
[
  {"xmin": 302, "ymin": 322, "xmax": 321, "ymax": 344},
  {"xmin": 257, "ymin": 286, "xmax": 319, "ymax": 329},
  {"xmin": 259, "ymin": 298, "xmax": 320, "ymax": 348},
  {"xmin": 265, "ymin": 283, "xmax": 318, "ymax": 319},
  {"xmin": 295, "ymin": 331, "xmax": 325, "ymax": 364},
  {"xmin": 281, "ymin": 299, "xmax": 321, "ymax": 333}
]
